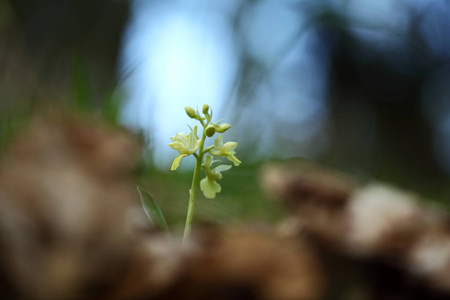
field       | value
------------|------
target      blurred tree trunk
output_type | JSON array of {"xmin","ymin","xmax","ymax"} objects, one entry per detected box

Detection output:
[{"xmin": 322, "ymin": 21, "xmax": 448, "ymax": 193}]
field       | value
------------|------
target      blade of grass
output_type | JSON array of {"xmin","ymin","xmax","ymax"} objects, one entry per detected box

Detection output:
[
  {"xmin": 72, "ymin": 55, "xmax": 92, "ymax": 112},
  {"xmin": 101, "ymin": 89, "xmax": 123, "ymax": 126},
  {"xmin": 137, "ymin": 186, "xmax": 170, "ymax": 235}
]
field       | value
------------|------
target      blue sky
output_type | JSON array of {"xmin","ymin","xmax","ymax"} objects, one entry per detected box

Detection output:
[{"xmin": 119, "ymin": 0, "xmax": 450, "ymax": 171}]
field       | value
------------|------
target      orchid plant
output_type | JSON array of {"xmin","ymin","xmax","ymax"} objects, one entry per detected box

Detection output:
[{"xmin": 169, "ymin": 104, "xmax": 240, "ymax": 242}]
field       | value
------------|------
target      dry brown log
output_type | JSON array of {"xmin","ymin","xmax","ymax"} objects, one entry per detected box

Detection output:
[
  {"xmin": 157, "ymin": 228, "xmax": 323, "ymax": 300},
  {"xmin": 0, "ymin": 114, "xmax": 174, "ymax": 300},
  {"xmin": 262, "ymin": 161, "xmax": 450, "ymax": 299}
]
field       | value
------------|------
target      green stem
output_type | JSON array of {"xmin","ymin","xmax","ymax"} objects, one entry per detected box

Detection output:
[{"xmin": 183, "ymin": 125, "xmax": 207, "ymax": 244}]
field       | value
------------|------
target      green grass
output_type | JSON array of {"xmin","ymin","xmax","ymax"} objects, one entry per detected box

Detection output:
[{"xmin": 136, "ymin": 162, "xmax": 287, "ymax": 232}]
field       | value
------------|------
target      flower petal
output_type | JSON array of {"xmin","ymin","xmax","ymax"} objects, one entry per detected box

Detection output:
[
  {"xmin": 168, "ymin": 141, "xmax": 186, "ymax": 151},
  {"xmin": 173, "ymin": 133, "xmax": 188, "ymax": 143},
  {"xmin": 191, "ymin": 139, "xmax": 201, "ymax": 153},
  {"xmin": 200, "ymin": 178, "xmax": 221, "ymax": 199},
  {"xmin": 221, "ymin": 141, "xmax": 237, "ymax": 153},
  {"xmin": 214, "ymin": 164, "xmax": 232, "ymax": 173},
  {"xmin": 214, "ymin": 134, "xmax": 223, "ymax": 150},
  {"xmin": 204, "ymin": 155, "xmax": 213, "ymax": 167},
  {"xmin": 188, "ymin": 126, "xmax": 198, "ymax": 149},
  {"xmin": 171, "ymin": 154, "xmax": 186, "ymax": 171},
  {"xmin": 202, "ymin": 155, "xmax": 214, "ymax": 177},
  {"xmin": 226, "ymin": 153, "xmax": 241, "ymax": 166},
  {"xmin": 209, "ymin": 150, "xmax": 222, "ymax": 157}
]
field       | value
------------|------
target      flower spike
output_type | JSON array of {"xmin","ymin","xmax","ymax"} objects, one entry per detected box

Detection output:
[{"xmin": 167, "ymin": 104, "xmax": 241, "ymax": 242}]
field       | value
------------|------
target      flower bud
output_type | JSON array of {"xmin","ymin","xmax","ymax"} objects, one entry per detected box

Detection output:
[
  {"xmin": 202, "ymin": 104, "xmax": 210, "ymax": 115},
  {"xmin": 185, "ymin": 106, "xmax": 197, "ymax": 119},
  {"xmin": 205, "ymin": 125, "xmax": 216, "ymax": 137},
  {"xmin": 215, "ymin": 123, "xmax": 231, "ymax": 133}
]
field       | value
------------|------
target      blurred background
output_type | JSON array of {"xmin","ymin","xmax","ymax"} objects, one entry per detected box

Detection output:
[{"xmin": 2, "ymin": 0, "xmax": 450, "ymax": 225}]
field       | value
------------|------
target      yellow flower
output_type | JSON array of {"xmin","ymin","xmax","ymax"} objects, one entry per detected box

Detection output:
[
  {"xmin": 200, "ymin": 155, "xmax": 231, "ymax": 199},
  {"xmin": 168, "ymin": 126, "xmax": 201, "ymax": 170},
  {"xmin": 209, "ymin": 134, "xmax": 241, "ymax": 166}
]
